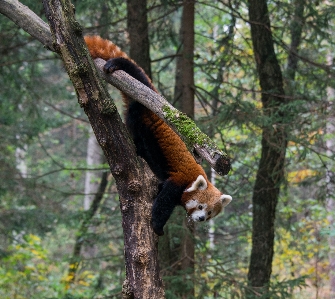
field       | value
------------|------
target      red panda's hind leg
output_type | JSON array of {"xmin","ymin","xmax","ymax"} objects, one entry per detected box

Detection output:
[
  {"xmin": 103, "ymin": 60, "xmax": 120, "ymax": 73},
  {"xmin": 151, "ymin": 180, "xmax": 186, "ymax": 236},
  {"xmin": 103, "ymin": 57, "xmax": 154, "ymax": 90}
]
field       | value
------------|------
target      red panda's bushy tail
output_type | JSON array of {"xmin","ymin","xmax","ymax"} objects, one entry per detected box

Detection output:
[
  {"xmin": 84, "ymin": 35, "xmax": 128, "ymax": 61},
  {"xmin": 84, "ymin": 35, "xmax": 156, "ymax": 106}
]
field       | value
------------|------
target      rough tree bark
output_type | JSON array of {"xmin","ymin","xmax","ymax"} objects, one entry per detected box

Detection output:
[
  {"xmin": 42, "ymin": 2, "xmax": 164, "ymax": 297},
  {"xmin": 247, "ymin": 0, "xmax": 287, "ymax": 297},
  {"xmin": 40, "ymin": 2, "xmax": 164, "ymax": 297}
]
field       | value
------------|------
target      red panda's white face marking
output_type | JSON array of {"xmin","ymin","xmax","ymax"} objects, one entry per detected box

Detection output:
[{"xmin": 183, "ymin": 175, "xmax": 232, "ymax": 222}]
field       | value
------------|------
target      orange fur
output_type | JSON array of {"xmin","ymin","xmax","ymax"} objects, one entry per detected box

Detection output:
[
  {"xmin": 84, "ymin": 35, "xmax": 157, "ymax": 108},
  {"xmin": 85, "ymin": 35, "xmax": 202, "ymax": 186},
  {"xmin": 84, "ymin": 35, "xmax": 232, "ymax": 234},
  {"xmin": 182, "ymin": 183, "xmax": 223, "ymax": 217},
  {"xmin": 84, "ymin": 36, "xmax": 128, "ymax": 61},
  {"xmin": 141, "ymin": 110, "xmax": 206, "ymax": 186}
]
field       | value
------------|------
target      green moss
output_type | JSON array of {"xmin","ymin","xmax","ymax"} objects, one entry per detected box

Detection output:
[{"xmin": 162, "ymin": 105, "xmax": 220, "ymax": 150}]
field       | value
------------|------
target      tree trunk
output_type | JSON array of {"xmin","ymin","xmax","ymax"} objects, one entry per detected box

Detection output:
[
  {"xmin": 286, "ymin": 0, "xmax": 305, "ymax": 81},
  {"xmin": 180, "ymin": 0, "xmax": 195, "ymax": 119},
  {"xmin": 15, "ymin": 145, "xmax": 28, "ymax": 178},
  {"xmin": 41, "ymin": 1, "xmax": 164, "ymax": 297},
  {"xmin": 159, "ymin": 1, "xmax": 195, "ymax": 298},
  {"xmin": 178, "ymin": 0, "xmax": 196, "ymax": 289},
  {"xmin": 84, "ymin": 128, "xmax": 105, "ymax": 210},
  {"xmin": 247, "ymin": 0, "xmax": 287, "ymax": 296},
  {"xmin": 127, "ymin": 0, "xmax": 152, "ymax": 78},
  {"xmin": 67, "ymin": 171, "xmax": 108, "ymax": 286},
  {"xmin": 81, "ymin": 128, "xmax": 106, "ymax": 259},
  {"xmin": 326, "ymin": 54, "xmax": 335, "ymax": 296},
  {"xmin": 173, "ymin": 42, "xmax": 183, "ymax": 110}
]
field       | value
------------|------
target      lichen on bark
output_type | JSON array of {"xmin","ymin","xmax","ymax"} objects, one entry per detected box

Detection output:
[{"xmin": 162, "ymin": 105, "xmax": 226, "ymax": 156}]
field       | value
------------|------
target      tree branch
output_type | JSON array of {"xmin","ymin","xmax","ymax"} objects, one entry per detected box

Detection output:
[
  {"xmin": 94, "ymin": 58, "xmax": 231, "ymax": 175},
  {"xmin": 0, "ymin": 0, "xmax": 54, "ymax": 51},
  {"xmin": 0, "ymin": 0, "xmax": 231, "ymax": 176}
]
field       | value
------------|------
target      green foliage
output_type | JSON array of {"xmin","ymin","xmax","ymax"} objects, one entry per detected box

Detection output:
[
  {"xmin": 0, "ymin": 234, "xmax": 65, "ymax": 298},
  {"xmin": 1, "ymin": 0, "xmax": 334, "ymax": 297}
]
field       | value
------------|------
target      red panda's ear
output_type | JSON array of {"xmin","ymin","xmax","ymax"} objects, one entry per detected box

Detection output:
[
  {"xmin": 185, "ymin": 175, "xmax": 208, "ymax": 192},
  {"xmin": 220, "ymin": 194, "xmax": 232, "ymax": 207}
]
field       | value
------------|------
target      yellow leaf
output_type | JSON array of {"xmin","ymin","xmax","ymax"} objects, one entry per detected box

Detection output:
[
  {"xmin": 78, "ymin": 280, "xmax": 89, "ymax": 286},
  {"xmin": 287, "ymin": 169, "xmax": 318, "ymax": 184}
]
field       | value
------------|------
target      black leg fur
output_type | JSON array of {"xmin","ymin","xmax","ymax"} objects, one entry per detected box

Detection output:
[
  {"xmin": 104, "ymin": 57, "xmax": 153, "ymax": 89},
  {"xmin": 151, "ymin": 180, "xmax": 185, "ymax": 236},
  {"xmin": 103, "ymin": 57, "xmax": 186, "ymax": 236}
]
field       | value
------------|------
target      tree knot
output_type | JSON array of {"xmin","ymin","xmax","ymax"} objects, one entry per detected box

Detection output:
[
  {"xmin": 127, "ymin": 180, "xmax": 141, "ymax": 193},
  {"xmin": 112, "ymin": 164, "xmax": 123, "ymax": 176},
  {"xmin": 97, "ymin": 136, "xmax": 107, "ymax": 148},
  {"xmin": 133, "ymin": 249, "xmax": 149, "ymax": 266},
  {"xmin": 122, "ymin": 279, "xmax": 134, "ymax": 299}
]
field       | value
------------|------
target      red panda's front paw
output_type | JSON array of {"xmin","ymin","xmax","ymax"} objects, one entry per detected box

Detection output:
[
  {"xmin": 151, "ymin": 220, "xmax": 164, "ymax": 236},
  {"xmin": 103, "ymin": 60, "xmax": 120, "ymax": 74}
]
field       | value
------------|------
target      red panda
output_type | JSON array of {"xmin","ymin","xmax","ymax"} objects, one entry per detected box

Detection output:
[{"xmin": 84, "ymin": 36, "xmax": 232, "ymax": 236}]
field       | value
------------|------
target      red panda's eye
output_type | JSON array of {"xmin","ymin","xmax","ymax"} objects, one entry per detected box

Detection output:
[
  {"xmin": 198, "ymin": 205, "xmax": 203, "ymax": 210},
  {"xmin": 208, "ymin": 211, "xmax": 212, "ymax": 215}
]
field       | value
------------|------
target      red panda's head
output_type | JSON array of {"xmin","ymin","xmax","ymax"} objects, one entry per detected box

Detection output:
[{"xmin": 181, "ymin": 175, "xmax": 232, "ymax": 222}]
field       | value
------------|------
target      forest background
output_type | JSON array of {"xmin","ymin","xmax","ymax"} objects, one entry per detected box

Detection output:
[{"xmin": 0, "ymin": 0, "xmax": 334, "ymax": 298}]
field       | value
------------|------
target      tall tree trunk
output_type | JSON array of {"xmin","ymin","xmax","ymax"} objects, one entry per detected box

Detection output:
[
  {"xmin": 15, "ymin": 145, "xmax": 27, "ymax": 178},
  {"xmin": 286, "ymin": 0, "xmax": 305, "ymax": 81},
  {"xmin": 82, "ymin": 128, "xmax": 105, "ymax": 259},
  {"xmin": 326, "ymin": 53, "xmax": 335, "ymax": 296},
  {"xmin": 40, "ymin": 1, "xmax": 165, "ymax": 297},
  {"xmin": 84, "ymin": 128, "xmax": 105, "ymax": 210},
  {"xmin": 127, "ymin": 0, "xmax": 151, "ymax": 78},
  {"xmin": 173, "ymin": 39, "xmax": 183, "ymax": 110},
  {"xmin": 326, "ymin": 110, "xmax": 335, "ymax": 297},
  {"xmin": 207, "ymin": 18, "xmax": 235, "ymax": 247},
  {"xmin": 179, "ymin": 4, "xmax": 195, "ymax": 287},
  {"xmin": 159, "ymin": 1, "xmax": 195, "ymax": 297},
  {"xmin": 180, "ymin": 0, "xmax": 195, "ymax": 119},
  {"xmin": 247, "ymin": 0, "xmax": 287, "ymax": 296},
  {"xmin": 67, "ymin": 171, "xmax": 108, "ymax": 286}
]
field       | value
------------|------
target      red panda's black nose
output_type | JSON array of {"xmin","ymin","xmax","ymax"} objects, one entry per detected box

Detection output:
[{"xmin": 199, "ymin": 216, "xmax": 205, "ymax": 221}]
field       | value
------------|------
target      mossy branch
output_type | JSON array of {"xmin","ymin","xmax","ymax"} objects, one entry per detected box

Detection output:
[{"xmin": 94, "ymin": 58, "xmax": 231, "ymax": 176}]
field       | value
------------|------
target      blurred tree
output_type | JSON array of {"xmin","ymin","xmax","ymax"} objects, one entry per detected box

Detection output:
[
  {"xmin": 158, "ymin": 1, "xmax": 196, "ymax": 298},
  {"xmin": 326, "ymin": 53, "xmax": 335, "ymax": 296},
  {"xmin": 127, "ymin": 0, "xmax": 152, "ymax": 78},
  {"xmin": 247, "ymin": 0, "xmax": 287, "ymax": 296}
]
